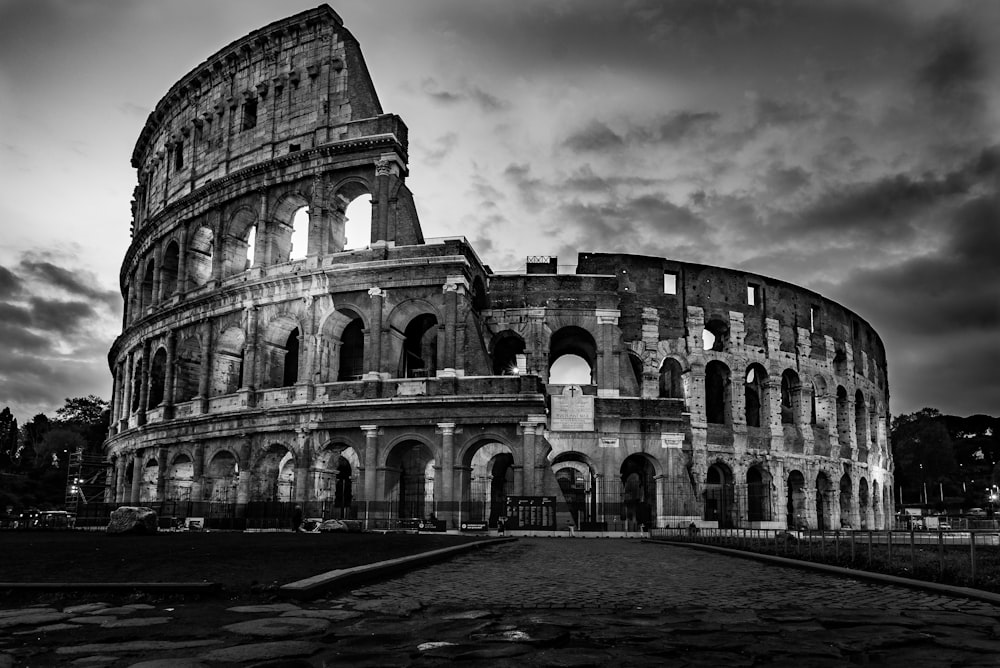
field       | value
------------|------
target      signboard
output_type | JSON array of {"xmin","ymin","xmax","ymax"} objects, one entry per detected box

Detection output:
[
  {"xmin": 506, "ymin": 496, "xmax": 557, "ymax": 530},
  {"xmin": 460, "ymin": 521, "xmax": 489, "ymax": 532},
  {"xmin": 551, "ymin": 385, "xmax": 595, "ymax": 431}
]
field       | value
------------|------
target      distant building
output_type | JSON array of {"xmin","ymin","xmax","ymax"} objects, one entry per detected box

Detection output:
[{"xmin": 104, "ymin": 5, "xmax": 892, "ymax": 531}]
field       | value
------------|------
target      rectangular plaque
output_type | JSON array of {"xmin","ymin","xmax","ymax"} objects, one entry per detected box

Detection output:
[
  {"xmin": 505, "ymin": 496, "xmax": 557, "ymax": 530},
  {"xmin": 551, "ymin": 385, "xmax": 595, "ymax": 431}
]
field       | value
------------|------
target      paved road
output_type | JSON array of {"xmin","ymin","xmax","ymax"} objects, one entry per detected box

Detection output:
[{"xmin": 4, "ymin": 537, "xmax": 1000, "ymax": 666}]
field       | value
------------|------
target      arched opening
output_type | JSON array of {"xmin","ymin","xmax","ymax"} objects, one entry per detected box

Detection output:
[
  {"xmin": 130, "ymin": 356, "xmax": 143, "ymax": 412},
  {"xmin": 659, "ymin": 358, "xmax": 684, "ymax": 399},
  {"xmin": 855, "ymin": 390, "xmax": 868, "ymax": 448},
  {"xmin": 621, "ymin": 454, "xmax": 657, "ymax": 530},
  {"xmin": 747, "ymin": 466, "xmax": 772, "ymax": 522},
  {"xmin": 251, "ymin": 444, "xmax": 294, "ymax": 502},
  {"xmin": 469, "ymin": 443, "xmax": 515, "ymax": 526},
  {"xmin": 812, "ymin": 376, "xmax": 829, "ymax": 429},
  {"xmin": 289, "ymin": 206, "xmax": 309, "ymax": 261},
  {"xmin": 780, "ymin": 369, "xmax": 800, "ymax": 425},
  {"xmin": 491, "ymin": 331, "xmax": 526, "ymax": 376},
  {"xmin": 188, "ymin": 226, "xmax": 214, "ymax": 287},
  {"xmin": 147, "ymin": 347, "xmax": 167, "ymax": 409},
  {"xmin": 816, "ymin": 472, "xmax": 833, "ymax": 531},
  {"xmin": 161, "ymin": 241, "xmax": 180, "ymax": 296},
  {"xmin": 204, "ymin": 450, "xmax": 238, "ymax": 503},
  {"xmin": 261, "ymin": 316, "xmax": 300, "ymax": 388},
  {"xmin": 212, "ymin": 327, "xmax": 245, "ymax": 395},
  {"xmin": 140, "ymin": 259, "xmax": 155, "ymax": 311},
  {"xmin": 385, "ymin": 441, "xmax": 435, "ymax": 520},
  {"xmin": 166, "ymin": 454, "xmax": 193, "ymax": 502},
  {"xmin": 244, "ymin": 225, "xmax": 257, "ymax": 269},
  {"xmin": 140, "ymin": 458, "xmax": 158, "ymax": 502},
  {"xmin": 343, "ymin": 193, "xmax": 372, "ymax": 250},
  {"xmin": 123, "ymin": 461, "xmax": 135, "ymax": 501},
  {"xmin": 872, "ymin": 480, "xmax": 881, "ymax": 529},
  {"xmin": 704, "ymin": 361, "xmax": 731, "ymax": 425},
  {"xmin": 836, "ymin": 386, "xmax": 850, "ymax": 451},
  {"xmin": 703, "ymin": 318, "xmax": 728, "ymax": 352},
  {"xmin": 858, "ymin": 477, "xmax": 870, "ymax": 530},
  {"xmin": 337, "ymin": 318, "xmax": 365, "ymax": 381},
  {"xmin": 549, "ymin": 326, "xmax": 597, "ymax": 386},
  {"xmin": 869, "ymin": 406, "xmax": 879, "ymax": 446},
  {"xmin": 704, "ymin": 462, "xmax": 734, "ymax": 528},
  {"xmin": 174, "ymin": 335, "xmax": 202, "ymax": 403},
  {"xmin": 787, "ymin": 470, "xmax": 806, "ymax": 529},
  {"xmin": 744, "ymin": 364, "xmax": 768, "ymax": 428},
  {"xmin": 471, "ymin": 276, "xmax": 488, "ymax": 311},
  {"xmin": 314, "ymin": 445, "xmax": 361, "ymax": 519},
  {"xmin": 839, "ymin": 473, "xmax": 853, "ymax": 529},
  {"xmin": 401, "ymin": 314, "xmax": 438, "ymax": 378},
  {"xmin": 624, "ymin": 352, "xmax": 643, "ymax": 397}
]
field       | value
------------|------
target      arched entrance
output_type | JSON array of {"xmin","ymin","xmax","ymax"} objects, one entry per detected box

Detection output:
[
  {"xmin": 552, "ymin": 453, "xmax": 595, "ymax": 529},
  {"xmin": 622, "ymin": 454, "xmax": 657, "ymax": 530},
  {"xmin": 315, "ymin": 445, "xmax": 360, "ymax": 519},
  {"xmin": 468, "ymin": 443, "xmax": 515, "ymax": 526},
  {"xmin": 787, "ymin": 470, "xmax": 806, "ymax": 529},
  {"xmin": 816, "ymin": 472, "xmax": 833, "ymax": 531},
  {"xmin": 385, "ymin": 441, "xmax": 435, "ymax": 519},
  {"xmin": 704, "ymin": 462, "xmax": 734, "ymax": 528},
  {"xmin": 204, "ymin": 450, "xmax": 238, "ymax": 503},
  {"xmin": 746, "ymin": 465, "xmax": 772, "ymax": 523},
  {"xmin": 166, "ymin": 454, "xmax": 194, "ymax": 502},
  {"xmin": 251, "ymin": 444, "xmax": 294, "ymax": 502},
  {"xmin": 839, "ymin": 473, "xmax": 853, "ymax": 529}
]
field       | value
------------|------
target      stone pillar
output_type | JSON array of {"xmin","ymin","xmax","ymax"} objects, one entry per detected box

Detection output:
[
  {"xmin": 372, "ymin": 158, "xmax": 401, "ymax": 243},
  {"xmin": 163, "ymin": 330, "xmax": 176, "ymax": 419},
  {"xmin": 242, "ymin": 305, "xmax": 258, "ymax": 390},
  {"xmin": 595, "ymin": 310, "xmax": 620, "ymax": 397},
  {"xmin": 152, "ymin": 244, "xmax": 164, "ymax": 304},
  {"xmin": 656, "ymin": 475, "xmax": 669, "ymax": 526},
  {"xmin": 236, "ymin": 438, "xmax": 252, "ymax": 508},
  {"xmin": 156, "ymin": 446, "xmax": 168, "ymax": 502},
  {"xmin": 298, "ymin": 297, "xmax": 316, "ymax": 398},
  {"xmin": 521, "ymin": 422, "xmax": 538, "ymax": 495},
  {"xmin": 366, "ymin": 288, "xmax": 384, "ymax": 376},
  {"xmin": 130, "ymin": 451, "xmax": 143, "ymax": 504},
  {"xmin": 442, "ymin": 279, "xmax": 461, "ymax": 371},
  {"xmin": 175, "ymin": 225, "xmax": 189, "ymax": 296},
  {"xmin": 361, "ymin": 425, "xmax": 379, "ymax": 522},
  {"xmin": 294, "ymin": 428, "xmax": 312, "ymax": 505},
  {"xmin": 803, "ymin": 487, "xmax": 816, "ymax": 530},
  {"xmin": 211, "ymin": 213, "xmax": 225, "ymax": 283},
  {"xmin": 114, "ymin": 456, "xmax": 126, "ymax": 503},
  {"xmin": 831, "ymin": 488, "xmax": 842, "ymax": 530},
  {"xmin": 525, "ymin": 309, "xmax": 547, "ymax": 378},
  {"xmin": 197, "ymin": 320, "xmax": 213, "ymax": 413},
  {"xmin": 121, "ymin": 352, "xmax": 134, "ymax": 427},
  {"xmin": 190, "ymin": 442, "xmax": 206, "ymax": 503},
  {"xmin": 437, "ymin": 423, "xmax": 456, "ymax": 526},
  {"xmin": 641, "ymin": 308, "xmax": 659, "ymax": 398},
  {"xmin": 137, "ymin": 341, "xmax": 151, "ymax": 426}
]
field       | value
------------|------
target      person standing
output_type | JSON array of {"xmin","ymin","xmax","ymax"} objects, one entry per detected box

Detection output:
[
  {"xmin": 292, "ymin": 505, "xmax": 303, "ymax": 533},
  {"xmin": 497, "ymin": 515, "xmax": 507, "ymax": 536}
]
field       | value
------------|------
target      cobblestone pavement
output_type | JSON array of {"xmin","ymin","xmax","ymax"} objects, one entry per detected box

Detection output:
[{"xmin": 4, "ymin": 537, "xmax": 1000, "ymax": 666}]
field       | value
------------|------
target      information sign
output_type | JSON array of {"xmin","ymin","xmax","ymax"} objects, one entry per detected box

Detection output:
[{"xmin": 505, "ymin": 496, "xmax": 557, "ymax": 530}]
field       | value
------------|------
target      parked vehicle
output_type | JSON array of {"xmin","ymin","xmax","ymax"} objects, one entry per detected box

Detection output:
[{"xmin": 967, "ymin": 508, "xmax": 987, "ymax": 517}]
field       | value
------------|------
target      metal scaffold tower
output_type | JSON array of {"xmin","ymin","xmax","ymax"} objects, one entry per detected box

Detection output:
[{"xmin": 65, "ymin": 447, "xmax": 108, "ymax": 514}]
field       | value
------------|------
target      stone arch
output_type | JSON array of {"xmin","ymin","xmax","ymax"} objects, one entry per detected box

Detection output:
[
  {"xmin": 314, "ymin": 443, "xmax": 362, "ymax": 518},
  {"xmin": 705, "ymin": 360, "xmax": 731, "ymax": 425},
  {"xmin": 174, "ymin": 334, "xmax": 202, "ymax": 403},
  {"xmin": 744, "ymin": 363, "xmax": 768, "ymax": 428},
  {"xmin": 384, "ymin": 439, "xmax": 436, "ymax": 519},
  {"xmin": 269, "ymin": 191, "xmax": 311, "ymax": 263},
  {"xmin": 465, "ymin": 441, "xmax": 517, "ymax": 526},
  {"xmin": 746, "ymin": 464, "xmax": 773, "ymax": 522},
  {"xmin": 549, "ymin": 325, "xmax": 598, "ymax": 385},
  {"xmin": 223, "ymin": 207, "xmax": 258, "ymax": 277},
  {"xmin": 855, "ymin": 389, "xmax": 868, "ymax": 448},
  {"xmin": 816, "ymin": 471, "xmax": 834, "ymax": 531},
  {"xmin": 386, "ymin": 299, "xmax": 442, "ymax": 379},
  {"xmin": 187, "ymin": 224, "xmax": 214, "ymax": 287},
  {"xmin": 839, "ymin": 472, "xmax": 853, "ymax": 528},
  {"xmin": 251, "ymin": 443, "xmax": 295, "ymax": 502},
  {"xmin": 812, "ymin": 375, "xmax": 829, "ymax": 428},
  {"xmin": 331, "ymin": 176, "xmax": 375, "ymax": 252},
  {"xmin": 787, "ymin": 469, "xmax": 807, "ymax": 529},
  {"xmin": 659, "ymin": 357, "xmax": 684, "ymax": 399},
  {"xmin": 858, "ymin": 477, "xmax": 870, "ymax": 529},
  {"xmin": 204, "ymin": 449, "xmax": 239, "ymax": 502},
  {"xmin": 703, "ymin": 316, "xmax": 728, "ymax": 352},
  {"xmin": 319, "ymin": 307, "xmax": 368, "ymax": 382},
  {"xmin": 147, "ymin": 346, "xmax": 168, "ymax": 409},
  {"xmin": 621, "ymin": 453, "xmax": 659, "ymax": 530},
  {"xmin": 491, "ymin": 330, "xmax": 526, "ymax": 376},
  {"xmin": 780, "ymin": 368, "xmax": 801, "ymax": 425},
  {"xmin": 140, "ymin": 257, "xmax": 155, "ymax": 311},
  {"xmin": 161, "ymin": 239, "xmax": 180, "ymax": 296},
  {"xmin": 166, "ymin": 453, "xmax": 194, "ymax": 501},
  {"xmin": 261, "ymin": 313, "xmax": 302, "ymax": 388},
  {"xmin": 140, "ymin": 455, "xmax": 159, "ymax": 502},
  {"xmin": 704, "ymin": 460, "xmax": 735, "ymax": 528},
  {"xmin": 212, "ymin": 327, "xmax": 245, "ymax": 395},
  {"xmin": 551, "ymin": 451, "xmax": 597, "ymax": 528}
]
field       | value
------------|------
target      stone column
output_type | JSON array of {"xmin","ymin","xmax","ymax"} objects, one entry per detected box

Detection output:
[
  {"xmin": 442, "ymin": 278, "xmax": 466, "ymax": 372},
  {"xmin": 197, "ymin": 320, "xmax": 213, "ymax": 413},
  {"xmin": 121, "ymin": 352, "xmax": 134, "ymax": 428},
  {"xmin": 175, "ymin": 225, "xmax": 189, "ymax": 296},
  {"xmin": 294, "ymin": 428, "xmax": 312, "ymax": 505},
  {"xmin": 163, "ymin": 330, "xmax": 177, "ymax": 419},
  {"xmin": 361, "ymin": 425, "xmax": 379, "ymax": 523},
  {"xmin": 366, "ymin": 287, "xmax": 384, "ymax": 376},
  {"xmin": 437, "ymin": 423, "xmax": 456, "ymax": 526},
  {"xmin": 521, "ymin": 422, "xmax": 538, "ymax": 495},
  {"xmin": 242, "ymin": 305, "xmax": 258, "ymax": 391},
  {"xmin": 190, "ymin": 442, "xmax": 206, "ymax": 504},
  {"xmin": 114, "ymin": 456, "xmax": 126, "ymax": 503},
  {"xmin": 137, "ymin": 340, "xmax": 151, "ymax": 426},
  {"xmin": 236, "ymin": 438, "xmax": 252, "ymax": 508},
  {"xmin": 156, "ymin": 446, "xmax": 168, "ymax": 502},
  {"xmin": 152, "ymin": 244, "xmax": 164, "ymax": 304},
  {"xmin": 130, "ymin": 451, "xmax": 143, "ymax": 504},
  {"xmin": 211, "ymin": 213, "xmax": 225, "ymax": 283},
  {"xmin": 298, "ymin": 297, "xmax": 316, "ymax": 399},
  {"xmin": 372, "ymin": 158, "xmax": 399, "ymax": 243},
  {"xmin": 595, "ymin": 310, "xmax": 620, "ymax": 397}
]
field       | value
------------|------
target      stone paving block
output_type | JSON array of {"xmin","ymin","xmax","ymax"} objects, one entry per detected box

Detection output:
[
  {"xmin": 279, "ymin": 608, "xmax": 362, "ymax": 621},
  {"xmin": 226, "ymin": 603, "xmax": 302, "ymax": 614},
  {"xmin": 200, "ymin": 640, "xmax": 321, "ymax": 663},
  {"xmin": 222, "ymin": 617, "xmax": 330, "ymax": 638},
  {"xmin": 70, "ymin": 656, "xmax": 119, "ymax": 666},
  {"xmin": 827, "ymin": 625, "xmax": 934, "ymax": 652},
  {"xmin": 0, "ymin": 611, "xmax": 70, "ymax": 629},
  {"xmin": 56, "ymin": 640, "xmax": 222, "ymax": 655},
  {"xmin": 101, "ymin": 616, "xmax": 172, "ymax": 628},
  {"xmin": 62, "ymin": 603, "xmax": 109, "ymax": 615},
  {"xmin": 13, "ymin": 622, "xmax": 80, "ymax": 635},
  {"xmin": 127, "ymin": 660, "xmax": 209, "ymax": 668},
  {"xmin": 69, "ymin": 616, "xmax": 118, "ymax": 625}
]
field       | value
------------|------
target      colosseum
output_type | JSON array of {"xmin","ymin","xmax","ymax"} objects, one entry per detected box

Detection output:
[{"xmin": 103, "ymin": 4, "xmax": 893, "ymax": 533}]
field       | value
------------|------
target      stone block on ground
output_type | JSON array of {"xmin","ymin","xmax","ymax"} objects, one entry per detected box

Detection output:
[{"xmin": 107, "ymin": 506, "xmax": 158, "ymax": 534}]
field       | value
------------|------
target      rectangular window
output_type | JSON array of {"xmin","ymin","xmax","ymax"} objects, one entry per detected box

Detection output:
[
  {"xmin": 663, "ymin": 272, "xmax": 677, "ymax": 295},
  {"xmin": 289, "ymin": 143, "xmax": 301, "ymax": 153},
  {"xmin": 810, "ymin": 305, "xmax": 819, "ymax": 331},
  {"xmin": 242, "ymin": 99, "xmax": 258, "ymax": 131},
  {"xmin": 174, "ymin": 141, "xmax": 183, "ymax": 170},
  {"xmin": 747, "ymin": 283, "xmax": 760, "ymax": 306}
]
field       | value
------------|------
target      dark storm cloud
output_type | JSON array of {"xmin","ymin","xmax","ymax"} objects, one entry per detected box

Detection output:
[
  {"xmin": 553, "ymin": 193, "xmax": 707, "ymax": 252},
  {"xmin": 562, "ymin": 165, "xmax": 660, "ymax": 194},
  {"xmin": 421, "ymin": 78, "xmax": 508, "ymax": 113},
  {"xmin": 28, "ymin": 298, "xmax": 99, "ymax": 335},
  {"xmin": 762, "ymin": 164, "xmax": 811, "ymax": 196},
  {"xmin": 632, "ymin": 111, "xmax": 721, "ymax": 145},
  {"xmin": 753, "ymin": 97, "xmax": 814, "ymax": 128},
  {"xmin": 503, "ymin": 163, "xmax": 546, "ymax": 208},
  {"xmin": 562, "ymin": 121, "xmax": 625, "ymax": 153},
  {"xmin": 20, "ymin": 259, "xmax": 119, "ymax": 308},
  {"xmin": 914, "ymin": 19, "xmax": 989, "ymax": 130},
  {"xmin": 0, "ymin": 265, "xmax": 24, "ymax": 296}
]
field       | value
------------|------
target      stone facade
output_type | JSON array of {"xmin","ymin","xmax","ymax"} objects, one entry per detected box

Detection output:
[{"xmin": 104, "ymin": 4, "xmax": 893, "ymax": 531}]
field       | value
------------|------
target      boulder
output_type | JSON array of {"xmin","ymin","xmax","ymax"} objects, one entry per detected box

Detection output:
[{"xmin": 107, "ymin": 506, "xmax": 158, "ymax": 534}]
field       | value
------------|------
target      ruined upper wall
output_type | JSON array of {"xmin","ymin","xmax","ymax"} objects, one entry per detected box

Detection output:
[{"xmin": 130, "ymin": 4, "xmax": 391, "ymax": 227}]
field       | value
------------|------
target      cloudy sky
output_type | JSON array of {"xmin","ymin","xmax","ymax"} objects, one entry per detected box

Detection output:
[{"xmin": 1, "ymin": 0, "xmax": 998, "ymax": 421}]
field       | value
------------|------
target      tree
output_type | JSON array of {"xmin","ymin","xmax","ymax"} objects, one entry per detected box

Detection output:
[
  {"xmin": 0, "ymin": 407, "xmax": 17, "ymax": 471},
  {"xmin": 53, "ymin": 396, "xmax": 109, "ymax": 453},
  {"xmin": 892, "ymin": 408, "xmax": 959, "ymax": 505},
  {"xmin": 19, "ymin": 413, "xmax": 50, "ymax": 471},
  {"xmin": 34, "ymin": 428, "xmax": 85, "ymax": 469}
]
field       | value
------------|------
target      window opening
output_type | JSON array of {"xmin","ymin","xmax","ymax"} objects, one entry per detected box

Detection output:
[
  {"xmin": 338, "ymin": 319, "xmax": 365, "ymax": 381},
  {"xmin": 549, "ymin": 354, "xmax": 591, "ymax": 385},
  {"xmin": 747, "ymin": 283, "xmax": 760, "ymax": 306},
  {"xmin": 289, "ymin": 143, "xmax": 301, "ymax": 153},
  {"xmin": 810, "ymin": 305, "xmax": 819, "ymax": 332},
  {"xmin": 174, "ymin": 141, "xmax": 184, "ymax": 170},
  {"xmin": 343, "ymin": 194, "xmax": 372, "ymax": 250},
  {"xmin": 663, "ymin": 272, "xmax": 677, "ymax": 295},
  {"xmin": 282, "ymin": 328, "xmax": 300, "ymax": 386},
  {"xmin": 245, "ymin": 225, "xmax": 257, "ymax": 268},
  {"xmin": 242, "ymin": 98, "xmax": 258, "ymax": 131},
  {"xmin": 289, "ymin": 207, "xmax": 309, "ymax": 261}
]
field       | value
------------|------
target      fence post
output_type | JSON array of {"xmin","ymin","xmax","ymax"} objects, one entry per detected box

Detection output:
[
  {"xmin": 867, "ymin": 530, "xmax": 872, "ymax": 566},
  {"xmin": 835, "ymin": 530, "xmax": 840, "ymax": 562},
  {"xmin": 888, "ymin": 529, "xmax": 893, "ymax": 564},
  {"xmin": 850, "ymin": 531, "xmax": 855, "ymax": 563},
  {"xmin": 938, "ymin": 530, "xmax": 944, "ymax": 580},
  {"xmin": 970, "ymin": 532, "xmax": 977, "ymax": 585},
  {"xmin": 909, "ymin": 530, "xmax": 915, "ymax": 574}
]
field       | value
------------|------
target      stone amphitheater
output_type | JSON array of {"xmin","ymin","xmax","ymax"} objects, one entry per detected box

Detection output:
[{"xmin": 104, "ymin": 4, "xmax": 893, "ymax": 532}]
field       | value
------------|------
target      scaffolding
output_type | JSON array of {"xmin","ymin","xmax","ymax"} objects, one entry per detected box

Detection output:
[{"xmin": 65, "ymin": 447, "xmax": 108, "ymax": 514}]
